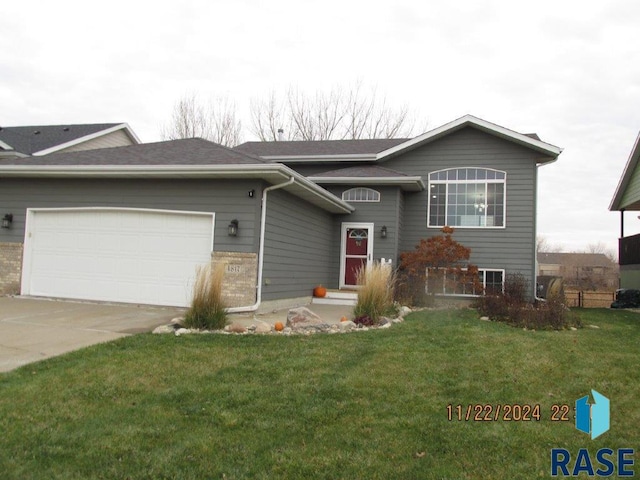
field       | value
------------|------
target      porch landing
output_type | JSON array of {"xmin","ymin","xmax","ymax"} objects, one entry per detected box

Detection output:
[{"xmin": 311, "ymin": 289, "xmax": 358, "ymax": 306}]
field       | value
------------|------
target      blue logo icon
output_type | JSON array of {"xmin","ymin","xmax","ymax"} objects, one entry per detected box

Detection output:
[{"xmin": 575, "ymin": 390, "xmax": 609, "ymax": 440}]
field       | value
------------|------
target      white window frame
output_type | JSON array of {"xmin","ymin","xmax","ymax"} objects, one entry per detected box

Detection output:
[
  {"xmin": 479, "ymin": 269, "xmax": 505, "ymax": 295},
  {"xmin": 427, "ymin": 167, "xmax": 506, "ymax": 229},
  {"xmin": 342, "ymin": 187, "xmax": 381, "ymax": 203},
  {"xmin": 425, "ymin": 267, "xmax": 505, "ymax": 297}
]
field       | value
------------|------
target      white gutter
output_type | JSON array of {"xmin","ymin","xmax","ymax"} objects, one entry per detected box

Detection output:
[{"xmin": 226, "ymin": 176, "xmax": 296, "ymax": 313}]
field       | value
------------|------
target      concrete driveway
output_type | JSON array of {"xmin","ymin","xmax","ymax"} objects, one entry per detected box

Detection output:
[{"xmin": 0, "ymin": 296, "xmax": 184, "ymax": 373}]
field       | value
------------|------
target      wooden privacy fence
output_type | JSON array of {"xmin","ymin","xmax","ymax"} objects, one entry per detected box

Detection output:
[{"xmin": 564, "ymin": 290, "xmax": 615, "ymax": 308}]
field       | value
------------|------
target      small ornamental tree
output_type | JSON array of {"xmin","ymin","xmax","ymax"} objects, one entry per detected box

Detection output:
[{"xmin": 397, "ymin": 227, "xmax": 483, "ymax": 304}]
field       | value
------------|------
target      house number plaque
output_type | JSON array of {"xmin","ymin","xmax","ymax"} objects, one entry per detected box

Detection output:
[{"xmin": 225, "ymin": 264, "xmax": 243, "ymax": 274}]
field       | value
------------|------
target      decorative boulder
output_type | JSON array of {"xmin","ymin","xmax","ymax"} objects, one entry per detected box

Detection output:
[
  {"xmin": 152, "ymin": 324, "xmax": 176, "ymax": 334},
  {"xmin": 400, "ymin": 306, "xmax": 412, "ymax": 317},
  {"xmin": 286, "ymin": 306, "xmax": 323, "ymax": 329},
  {"xmin": 339, "ymin": 320, "xmax": 357, "ymax": 332},
  {"xmin": 254, "ymin": 321, "xmax": 272, "ymax": 334},
  {"xmin": 225, "ymin": 323, "xmax": 248, "ymax": 334}
]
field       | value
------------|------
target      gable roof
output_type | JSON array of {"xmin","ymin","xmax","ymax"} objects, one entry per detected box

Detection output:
[
  {"xmin": 0, "ymin": 138, "xmax": 353, "ymax": 214},
  {"xmin": 0, "ymin": 123, "xmax": 140, "ymax": 156},
  {"xmin": 610, "ymin": 131, "xmax": 640, "ymax": 211},
  {"xmin": 308, "ymin": 165, "xmax": 425, "ymax": 191},
  {"xmin": 376, "ymin": 115, "xmax": 562, "ymax": 164},
  {"xmin": 233, "ymin": 115, "xmax": 562, "ymax": 165}
]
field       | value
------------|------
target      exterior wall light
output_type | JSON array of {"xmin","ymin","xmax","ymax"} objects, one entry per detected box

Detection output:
[
  {"xmin": 228, "ymin": 219, "xmax": 239, "ymax": 236},
  {"xmin": 248, "ymin": 189, "xmax": 255, "ymax": 198},
  {"xmin": 381, "ymin": 225, "xmax": 387, "ymax": 238},
  {"xmin": 1, "ymin": 214, "xmax": 13, "ymax": 229}
]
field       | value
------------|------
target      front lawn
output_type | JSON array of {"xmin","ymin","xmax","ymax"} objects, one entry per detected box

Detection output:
[{"xmin": 0, "ymin": 308, "xmax": 638, "ymax": 479}]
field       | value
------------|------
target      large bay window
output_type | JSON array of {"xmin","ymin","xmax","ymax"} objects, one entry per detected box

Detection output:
[{"xmin": 428, "ymin": 168, "xmax": 506, "ymax": 228}]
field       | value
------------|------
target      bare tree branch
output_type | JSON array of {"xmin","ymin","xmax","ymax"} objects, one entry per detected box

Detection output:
[
  {"xmin": 249, "ymin": 91, "xmax": 296, "ymax": 141},
  {"xmin": 161, "ymin": 93, "xmax": 242, "ymax": 147},
  {"xmin": 249, "ymin": 83, "xmax": 420, "ymax": 141}
]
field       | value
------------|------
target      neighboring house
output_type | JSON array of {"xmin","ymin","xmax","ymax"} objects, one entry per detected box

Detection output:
[
  {"xmin": 610, "ymin": 131, "xmax": 640, "ymax": 289},
  {"xmin": 0, "ymin": 123, "xmax": 139, "ymax": 158},
  {"xmin": 0, "ymin": 115, "xmax": 561, "ymax": 309},
  {"xmin": 537, "ymin": 252, "xmax": 618, "ymax": 290}
]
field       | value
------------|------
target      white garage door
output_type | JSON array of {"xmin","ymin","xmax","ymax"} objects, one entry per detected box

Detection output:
[{"xmin": 21, "ymin": 208, "xmax": 215, "ymax": 307}]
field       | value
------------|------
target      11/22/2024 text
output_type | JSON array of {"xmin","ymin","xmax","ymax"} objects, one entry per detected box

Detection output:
[{"xmin": 447, "ymin": 404, "xmax": 572, "ymax": 422}]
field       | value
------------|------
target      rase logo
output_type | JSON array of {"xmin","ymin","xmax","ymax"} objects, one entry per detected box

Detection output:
[
  {"xmin": 576, "ymin": 389, "xmax": 609, "ymax": 440},
  {"xmin": 551, "ymin": 390, "xmax": 635, "ymax": 477}
]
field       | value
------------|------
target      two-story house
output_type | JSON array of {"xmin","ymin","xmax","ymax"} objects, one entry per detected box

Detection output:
[{"xmin": 0, "ymin": 115, "xmax": 561, "ymax": 309}]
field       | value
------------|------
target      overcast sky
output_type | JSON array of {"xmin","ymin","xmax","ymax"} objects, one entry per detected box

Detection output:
[{"xmin": 2, "ymin": 0, "xmax": 640, "ymax": 255}]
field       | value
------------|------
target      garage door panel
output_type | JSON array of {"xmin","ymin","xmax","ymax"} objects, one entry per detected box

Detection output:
[{"xmin": 23, "ymin": 209, "xmax": 214, "ymax": 307}]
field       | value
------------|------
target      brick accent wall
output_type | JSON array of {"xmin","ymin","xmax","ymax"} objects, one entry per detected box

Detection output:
[
  {"xmin": 0, "ymin": 243, "xmax": 23, "ymax": 295},
  {"xmin": 212, "ymin": 251, "xmax": 258, "ymax": 307}
]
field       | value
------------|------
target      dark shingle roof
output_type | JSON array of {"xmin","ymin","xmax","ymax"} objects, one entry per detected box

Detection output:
[
  {"xmin": 313, "ymin": 166, "xmax": 410, "ymax": 178},
  {"xmin": 0, "ymin": 138, "xmax": 265, "ymax": 166},
  {"xmin": 0, "ymin": 123, "xmax": 123, "ymax": 155},
  {"xmin": 235, "ymin": 138, "xmax": 409, "ymax": 157}
]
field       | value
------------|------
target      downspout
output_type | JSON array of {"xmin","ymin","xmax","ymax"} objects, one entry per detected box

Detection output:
[
  {"xmin": 534, "ymin": 163, "xmax": 544, "ymax": 302},
  {"xmin": 226, "ymin": 176, "xmax": 296, "ymax": 313}
]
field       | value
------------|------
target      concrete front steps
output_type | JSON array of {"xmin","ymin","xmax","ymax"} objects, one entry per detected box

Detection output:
[{"xmin": 311, "ymin": 289, "xmax": 358, "ymax": 306}]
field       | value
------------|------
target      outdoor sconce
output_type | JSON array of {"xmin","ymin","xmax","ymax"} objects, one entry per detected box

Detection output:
[
  {"xmin": 381, "ymin": 225, "xmax": 387, "ymax": 239},
  {"xmin": 228, "ymin": 219, "xmax": 239, "ymax": 236},
  {"xmin": 1, "ymin": 214, "xmax": 13, "ymax": 229},
  {"xmin": 248, "ymin": 189, "xmax": 255, "ymax": 198}
]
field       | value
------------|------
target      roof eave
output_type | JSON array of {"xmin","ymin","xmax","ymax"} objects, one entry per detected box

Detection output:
[
  {"xmin": 308, "ymin": 176, "xmax": 425, "ymax": 192},
  {"xmin": 261, "ymin": 154, "xmax": 377, "ymax": 163},
  {"xmin": 32, "ymin": 123, "xmax": 141, "ymax": 156}
]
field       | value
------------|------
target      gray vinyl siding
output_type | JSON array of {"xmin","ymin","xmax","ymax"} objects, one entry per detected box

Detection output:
[
  {"xmin": 261, "ymin": 188, "xmax": 337, "ymax": 300},
  {"xmin": 58, "ymin": 130, "xmax": 135, "ymax": 153},
  {"xmin": 620, "ymin": 160, "xmax": 640, "ymax": 209},
  {"xmin": 0, "ymin": 178, "xmax": 262, "ymax": 253},
  {"xmin": 386, "ymin": 127, "xmax": 540, "ymax": 294},
  {"xmin": 327, "ymin": 186, "xmax": 402, "ymax": 266}
]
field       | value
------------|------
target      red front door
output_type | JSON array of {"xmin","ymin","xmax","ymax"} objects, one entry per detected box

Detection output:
[{"xmin": 344, "ymin": 227, "xmax": 370, "ymax": 286}]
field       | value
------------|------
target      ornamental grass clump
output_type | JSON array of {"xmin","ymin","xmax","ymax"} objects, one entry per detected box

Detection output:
[
  {"xmin": 353, "ymin": 263, "xmax": 396, "ymax": 324},
  {"xmin": 184, "ymin": 263, "xmax": 228, "ymax": 330}
]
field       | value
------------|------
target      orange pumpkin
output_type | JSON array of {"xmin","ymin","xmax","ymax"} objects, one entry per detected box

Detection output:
[
  {"xmin": 340, "ymin": 316, "xmax": 349, "ymax": 322},
  {"xmin": 274, "ymin": 321, "xmax": 284, "ymax": 331},
  {"xmin": 313, "ymin": 285, "xmax": 327, "ymax": 298}
]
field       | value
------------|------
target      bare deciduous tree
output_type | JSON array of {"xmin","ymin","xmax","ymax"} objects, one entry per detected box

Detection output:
[
  {"xmin": 536, "ymin": 235, "xmax": 564, "ymax": 253},
  {"xmin": 249, "ymin": 92, "xmax": 295, "ymax": 141},
  {"xmin": 250, "ymin": 83, "xmax": 419, "ymax": 141},
  {"xmin": 586, "ymin": 241, "xmax": 617, "ymax": 263},
  {"xmin": 161, "ymin": 94, "xmax": 242, "ymax": 147}
]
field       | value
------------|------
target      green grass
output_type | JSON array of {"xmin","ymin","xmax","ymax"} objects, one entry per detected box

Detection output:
[{"xmin": 0, "ymin": 308, "xmax": 638, "ymax": 479}]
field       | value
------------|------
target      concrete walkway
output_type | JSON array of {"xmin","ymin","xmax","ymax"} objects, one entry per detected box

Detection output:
[{"xmin": 0, "ymin": 297, "xmax": 183, "ymax": 373}]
